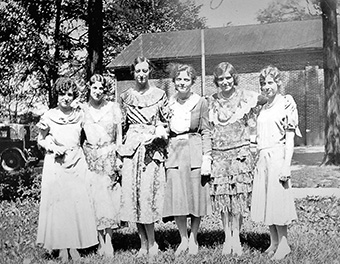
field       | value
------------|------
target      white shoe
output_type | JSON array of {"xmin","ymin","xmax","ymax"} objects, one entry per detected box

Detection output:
[
  {"xmin": 175, "ymin": 239, "xmax": 188, "ymax": 256},
  {"xmin": 149, "ymin": 243, "xmax": 159, "ymax": 256},
  {"xmin": 188, "ymin": 235, "xmax": 199, "ymax": 255},
  {"xmin": 222, "ymin": 240, "xmax": 232, "ymax": 255},
  {"xmin": 271, "ymin": 238, "xmax": 291, "ymax": 260}
]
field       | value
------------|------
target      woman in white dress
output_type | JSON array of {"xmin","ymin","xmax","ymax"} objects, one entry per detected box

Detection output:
[
  {"xmin": 251, "ymin": 65, "xmax": 301, "ymax": 260},
  {"xmin": 36, "ymin": 77, "xmax": 98, "ymax": 262}
]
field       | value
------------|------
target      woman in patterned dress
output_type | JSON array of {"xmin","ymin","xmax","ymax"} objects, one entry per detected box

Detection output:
[
  {"xmin": 82, "ymin": 74, "xmax": 123, "ymax": 257},
  {"xmin": 163, "ymin": 64, "xmax": 212, "ymax": 256},
  {"xmin": 36, "ymin": 77, "xmax": 98, "ymax": 262},
  {"xmin": 208, "ymin": 62, "xmax": 263, "ymax": 256},
  {"xmin": 118, "ymin": 57, "xmax": 170, "ymax": 257},
  {"xmin": 251, "ymin": 65, "xmax": 300, "ymax": 260}
]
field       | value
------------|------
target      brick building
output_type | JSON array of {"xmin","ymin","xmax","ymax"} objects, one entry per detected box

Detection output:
[{"xmin": 107, "ymin": 18, "xmax": 339, "ymax": 146}]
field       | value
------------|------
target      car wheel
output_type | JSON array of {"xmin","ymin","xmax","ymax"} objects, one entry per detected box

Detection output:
[{"xmin": 1, "ymin": 148, "xmax": 25, "ymax": 171}]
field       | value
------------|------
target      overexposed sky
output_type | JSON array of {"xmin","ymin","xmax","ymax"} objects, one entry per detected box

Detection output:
[{"xmin": 194, "ymin": 0, "xmax": 273, "ymax": 27}]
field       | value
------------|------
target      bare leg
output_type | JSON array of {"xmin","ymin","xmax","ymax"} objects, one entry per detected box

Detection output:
[
  {"xmin": 272, "ymin": 225, "xmax": 291, "ymax": 260},
  {"xmin": 136, "ymin": 223, "xmax": 148, "ymax": 257},
  {"xmin": 221, "ymin": 211, "xmax": 232, "ymax": 255},
  {"xmin": 188, "ymin": 216, "xmax": 201, "ymax": 255},
  {"xmin": 97, "ymin": 230, "xmax": 105, "ymax": 255},
  {"xmin": 231, "ymin": 213, "xmax": 242, "ymax": 256},
  {"xmin": 145, "ymin": 223, "xmax": 159, "ymax": 256},
  {"xmin": 69, "ymin": 248, "xmax": 80, "ymax": 260},
  {"xmin": 103, "ymin": 228, "xmax": 114, "ymax": 257},
  {"xmin": 175, "ymin": 216, "xmax": 188, "ymax": 256},
  {"xmin": 265, "ymin": 225, "xmax": 279, "ymax": 256},
  {"xmin": 59, "ymin": 248, "xmax": 68, "ymax": 262}
]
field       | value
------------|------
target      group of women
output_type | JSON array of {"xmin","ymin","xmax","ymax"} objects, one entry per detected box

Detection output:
[{"xmin": 35, "ymin": 56, "xmax": 300, "ymax": 261}]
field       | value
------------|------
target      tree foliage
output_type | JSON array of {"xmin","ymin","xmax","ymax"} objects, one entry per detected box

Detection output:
[
  {"xmin": 256, "ymin": 0, "xmax": 321, "ymax": 23},
  {"xmin": 103, "ymin": 0, "xmax": 206, "ymax": 66},
  {"xmin": 0, "ymin": 0, "xmax": 205, "ymax": 120}
]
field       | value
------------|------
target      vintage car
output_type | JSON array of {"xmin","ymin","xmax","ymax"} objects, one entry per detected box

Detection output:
[{"xmin": 0, "ymin": 123, "xmax": 43, "ymax": 171}]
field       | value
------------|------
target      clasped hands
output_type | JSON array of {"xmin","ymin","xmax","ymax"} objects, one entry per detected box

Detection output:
[{"xmin": 279, "ymin": 165, "xmax": 291, "ymax": 183}]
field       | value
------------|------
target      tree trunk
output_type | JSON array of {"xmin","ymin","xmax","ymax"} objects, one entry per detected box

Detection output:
[
  {"xmin": 321, "ymin": 0, "xmax": 340, "ymax": 165},
  {"xmin": 87, "ymin": 0, "xmax": 103, "ymax": 80},
  {"xmin": 48, "ymin": 0, "xmax": 62, "ymax": 108}
]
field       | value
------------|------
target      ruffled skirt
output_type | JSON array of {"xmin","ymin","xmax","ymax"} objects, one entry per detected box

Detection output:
[{"xmin": 210, "ymin": 145, "xmax": 254, "ymax": 216}]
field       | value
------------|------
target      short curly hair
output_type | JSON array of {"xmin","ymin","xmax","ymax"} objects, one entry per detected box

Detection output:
[
  {"xmin": 259, "ymin": 65, "xmax": 282, "ymax": 88},
  {"xmin": 169, "ymin": 63, "xmax": 197, "ymax": 84},
  {"xmin": 54, "ymin": 77, "xmax": 78, "ymax": 99},
  {"xmin": 213, "ymin": 62, "xmax": 239, "ymax": 87}
]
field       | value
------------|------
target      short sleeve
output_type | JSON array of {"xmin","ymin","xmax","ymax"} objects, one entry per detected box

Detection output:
[
  {"xmin": 111, "ymin": 101, "xmax": 123, "ymax": 124},
  {"xmin": 36, "ymin": 112, "xmax": 50, "ymax": 132},
  {"xmin": 284, "ymin": 95, "xmax": 301, "ymax": 136}
]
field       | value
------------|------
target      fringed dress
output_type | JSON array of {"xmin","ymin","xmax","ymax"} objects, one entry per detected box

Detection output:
[
  {"xmin": 118, "ymin": 86, "xmax": 170, "ymax": 224},
  {"xmin": 36, "ymin": 108, "xmax": 98, "ymax": 251},
  {"xmin": 251, "ymin": 94, "xmax": 299, "ymax": 225},
  {"xmin": 82, "ymin": 101, "xmax": 122, "ymax": 230},
  {"xmin": 208, "ymin": 89, "xmax": 258, "ymax": 216}
]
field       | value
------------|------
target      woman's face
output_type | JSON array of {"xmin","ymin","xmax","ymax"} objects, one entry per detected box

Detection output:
[
  {"xmin": 134, "ymin": 61, "xmax": 150, "ymax": 85},
  {"xmin": 58, "ymin": 88, "xmax": 74, "ymax": 110},
  {"xmin": 260, "ymin": 75, "xmax": 279, "ymax": 100},
  {"xmin": 174, "ymin": 70, "xmax": 193, "ymax": 96},
  {"xmin": 90, "ymin": 81, "xmax": 105, "ymax": 102},
  {"xmin": 216, "ymin": 71, "xmax": 234, "ymax": 92}
]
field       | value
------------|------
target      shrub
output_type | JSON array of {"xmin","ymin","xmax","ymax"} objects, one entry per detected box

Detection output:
[{"xmin": 0, "ymin": 166, "xmax": 42, "ymax": 201}]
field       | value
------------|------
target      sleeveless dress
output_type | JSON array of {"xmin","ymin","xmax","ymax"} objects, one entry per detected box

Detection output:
[
  {"xmin": 119, "ymin": 86, "xmax": 170, "ymax": 223},
  {"xmin": 36, "ymin": 108, "xmax": 98, "ymax": 250},
  {"xmin": 208, "ymin": 89, "xmax": 259, "ymax": 216},
  {"xmin": 163, "ymin": 93, "xmax": 212, "ymax": 218},
  {"xmin": 251, "ymin": 94, "xmax": 299, "ymax": 225},
  {"xmin": 82, "ymin": 101, "xmax": 122, "ymax": 230}
]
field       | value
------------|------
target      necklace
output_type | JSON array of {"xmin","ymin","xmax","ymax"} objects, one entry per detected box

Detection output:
[{"xmin": 218, "ymin": 90, "xmax": 235, "ymax": 100}]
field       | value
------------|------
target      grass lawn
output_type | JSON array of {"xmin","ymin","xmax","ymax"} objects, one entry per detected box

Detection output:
[
  {"xmin": 291, "ymin": 148, "xmax": 340, "ymax": 188},
  {"xmin": 1, "ymin": 195, "xmax": 339, "ymax": 264},
  {"xmin": 0, "ymin": 148, "xmax": 339, "ymax": 263}
]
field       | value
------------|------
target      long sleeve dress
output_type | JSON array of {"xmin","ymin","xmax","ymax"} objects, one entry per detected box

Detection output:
[
  {"xmin": 251, "ymin": 94, "xmax": 299, "ymax": 225},
  {"xmin": 36, "ymin": 108, "xmax": 98, "ymax": 251},
  {"xmin": 118, "ymin": 86, "xmax": 170, "ymax": 224},
  {"xmin": 163, "ymin": 92, "xmax": 212, "ymax": 218},
  {"xmin": 82, "ymin": 101, "xmax": 122, "ymax": 230},
  {"xmin": 207, "ymin": 89, "xmax": 259, "ymax": 216}
]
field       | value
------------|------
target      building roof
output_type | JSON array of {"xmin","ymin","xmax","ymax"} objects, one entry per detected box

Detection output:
[{"xmin": 108, "ymin": 18, "xmax": 337, "ymax": 69}]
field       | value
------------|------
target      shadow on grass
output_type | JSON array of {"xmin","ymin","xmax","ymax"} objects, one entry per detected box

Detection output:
[{"xmin": 77, "ymin": 228, "xmax": 270, "ymax": 257}]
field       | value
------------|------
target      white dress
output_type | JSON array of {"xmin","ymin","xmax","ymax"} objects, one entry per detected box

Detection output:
[
  {"xmin": 251, "ymin": 94, "xmax": 299, "ymax": 225},
  {"xmin": 36, "ymin": 108, "xmax": 98, "ymax": 250}
]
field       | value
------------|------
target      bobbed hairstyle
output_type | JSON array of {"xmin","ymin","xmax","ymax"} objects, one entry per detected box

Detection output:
[
  {"xmin": 169, "ymin": 63, "xmax": 197, "ymax": 84},
  {"xmin": 130, "ymin": 56, "xmax": 153, "ymax": 76},
  {"xmin": 89, "ymin": 74, "xmax": 108, "ymax": 92},
  {"xmin": 259, "ymin": 65, "xmax": 282, "ymax": 88},
  {"xmin": 86, "ymin": 74, "xmax": 108, "ymax": 101},
  {"xmin": 54, "ymin": 77, "xmax": 78, "ymax": 99},
  {"xmin": 213, "ymin": 62, "xmax": 239, "ymax": 86}
]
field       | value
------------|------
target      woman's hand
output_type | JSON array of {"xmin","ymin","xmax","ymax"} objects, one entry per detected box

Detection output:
[
  {"xmin": 53, "ymin": 145, "xmax": 67, "ymax": 157},
  {"xmin": 155, "ymin": 125, "xmax": 168, "ymax": 139},
  {"xmin": 279, "ymin": 165, "xmax": 291, "ymax": 183},
  {"xmin": 201, "ymin": 155, "xmax": 212, "ymax": 176}
]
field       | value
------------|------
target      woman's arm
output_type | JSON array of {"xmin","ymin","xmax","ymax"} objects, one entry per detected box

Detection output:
[{"xmin": 280, "ymin": 130, "xmax": 295, "ymax": 181}]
